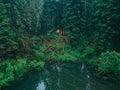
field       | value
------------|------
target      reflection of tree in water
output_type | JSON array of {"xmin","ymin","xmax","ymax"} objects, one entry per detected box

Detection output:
[
  {"xmin": 6, "ymin": 63, "xmax": 120, "ymax": 90},
  {"xmin": 37, "ymin": 64, "xmax": 62, "ymax": 90},
  {"xmin": 36, "ymin": 81, "xmax": 45, "ymax": 90},
  {"xmin": 41, "ymin": 64, "xmax": 92, "ymax": 90},
  {"xmin": 46, "ymin": 65, "xmax": 62, "ymax": 90}
]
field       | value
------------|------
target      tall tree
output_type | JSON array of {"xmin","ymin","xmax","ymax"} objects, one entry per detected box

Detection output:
[
  {"xmin": 92, "ymin": 0, "xmax": 120, "ymax": 52},
  {"xmin": 0, "ymin": 0, "xmax": 18, "ymax": 58},
  {"xmin": 7, "ymin": 0, "xmax": 44, "ymax": 36},
  {"xmin": 61, "ymin": 0, "xmax": 83, "ymax": 45},
  {"xmin": 41, "ymin": 0, "xmax": 63, "ymax": 34}
]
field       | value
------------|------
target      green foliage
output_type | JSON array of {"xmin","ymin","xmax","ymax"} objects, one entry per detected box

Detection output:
[
  {"xmin": 62, "ymin": 0, "xmax": 83, "ymax": 45},
  {"xmin": 28, "ymin": 60, "xmax": 45, "ymax": 71},
  {"xmin": 0, "ymin": 59, "xmax": 45, "ymax": 89},
  {"xmin": 92, "ymin": 0, "xmax": 120, "ymax": 53},
  {"xmin": 0, "ymin": 1, "xmax": 19, "ymax": 58},
  {"xmin": 0, "ymin": 0, "xmax": 120, "ymax": 85},
  {"xmin": 57, "ymin": 53, "xmax": 75, "ymax": 62},
  {"xmin": 96, "ymin": 51, "xmax": 120, "ymax": 80},
  {"xmin": 14, "ymin": 59, "xmax": 27, "ymax": 78},
  {"xmin": 0, "ymin": 61, "xmax": 14, "ymax": 87},
  {"xmin": 41, "ymin": 0, "xmax": 62, "ymax": 33},
  {"xmin": 31, "ymin": 34, "xmax": 80, "ymax": 62},
  {"xmin": 33, "ymin": 46, "xmax": 46, "ymax": 60},
  {"xmin": 7, "ymin": 0, "xmax": 44, "ymax": 35},
  {"xmin": 0, "ymin": 60, "xmax": 15, "ymax": 87},
  {"xmin": 81, "ymin": 47, "xmax": 95, "ymax": 61}
]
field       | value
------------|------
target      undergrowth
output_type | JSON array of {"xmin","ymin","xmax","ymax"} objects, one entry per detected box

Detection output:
[{"xmin": 0, "ymin": 59, "xmax": 44, "ymax": 89}]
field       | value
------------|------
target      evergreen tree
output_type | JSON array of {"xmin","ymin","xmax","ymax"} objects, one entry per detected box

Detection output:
[
  {"xmin": 92, "ymin": 0, "xmax": 120, "ymax": 52},
  {"xmin": 41, "ymin": 0, "xmax": 63, "ymax": 34},
  {"xmin": 7, "ymin": 0, "xmax": 44, "ymax": 36},
  {"xmin": 61, "ymin": 0, "xmax": 83, "ymax": 45},
  {"xmin": 0, "ymin": 0, "xmax": 18, "ymax": 58}
]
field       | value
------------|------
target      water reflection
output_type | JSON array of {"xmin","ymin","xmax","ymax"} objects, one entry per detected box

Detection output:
[
  {"xmin": 86, "ymin": 83, "xmax": 91, "ymax": 90},
  {"xmin": 6, "ymin": 63, "xmax": 120, "ymax": 90},
  {"xmin": 36, "ymin": 81, "xmax": 45, "ymax": 90},
  {"xmin": 81, "ymin": 63, "xmax": 91, "ymax": 90}
]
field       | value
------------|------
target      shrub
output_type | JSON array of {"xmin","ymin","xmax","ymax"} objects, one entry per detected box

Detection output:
[
  {"xmin": 81, "ymin": 47, "xmax": 95, "ymax": 62},
  {"xmin": 14, "ymin": 59, "xmax": 27, "ymax": 78},
  {"xmin": 0, "ymin": 59, "xmax": 45, "ymax": 89},
  {"xmin": 97, "ymin": 51, "xmax": 120, "ymax": 80},
  {"xmin": 28, "ymin": 60, "xmax": 45, "ymax": 71},
  {"xmin": 57, "ymin": 53, "xmax": 76, "ymax": 62},
  {"xmin": 0, "ymin": 60, "xmax": 15, "ymax": 87}
]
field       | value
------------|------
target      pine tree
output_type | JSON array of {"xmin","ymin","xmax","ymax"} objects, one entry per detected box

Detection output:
[
  {"xmin": 7, "ymin": 0, "xmax": 44, "ymax": 36},
  {"xmin": 41, "ymin": 0, "xmax": 63, "ymax": 34},
  {"xmin": 0, "ymin": 0, "xmax": 18, "ymax": 58},
  {"xmin": 92, "ymin": 0, "xmax": 120, "ymax": 52},
  {"xmin": 61, "ymin": 0, "xmax": 83, "ymax": 45}
]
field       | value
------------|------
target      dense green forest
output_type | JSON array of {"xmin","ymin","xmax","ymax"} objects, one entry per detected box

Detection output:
[{"xmin": 0, "ymin": 0, "xmax": 120, "ymax": 89}]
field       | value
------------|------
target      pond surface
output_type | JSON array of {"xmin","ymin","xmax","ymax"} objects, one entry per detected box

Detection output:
[{"xmin": 6, "ymin": 63, "xmax": 120, "ymax": 90}]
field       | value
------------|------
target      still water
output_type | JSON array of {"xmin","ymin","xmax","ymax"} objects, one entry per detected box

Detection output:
[{"xmin": 6, "ymin": 63, "xmax": 120, "ymax": 90}]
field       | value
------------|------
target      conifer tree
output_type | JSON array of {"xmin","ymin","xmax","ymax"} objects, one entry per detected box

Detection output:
[
  {"xmin": 92, "ymin": 0, "xmax": 120, "ymax": 52},
  {"xmin": 0, "ymin": 0, "xmax": 18, "ymax": 58},
  {"xmin": 7, "ymin": 0, "xmax": 44, "ymax": 36},
  {"xmin": 61, "ymin": 0, "xmax": 82, "ymax": 45},
  {"xmin": 41, "ymin": 0, "xmax": 63, "ymax": 34}
]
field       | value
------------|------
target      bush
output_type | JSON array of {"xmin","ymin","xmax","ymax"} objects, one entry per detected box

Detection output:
[
  {"xmin": 0, "ymin": 59, "xmax": 45, "ymax": 89},
  {"xmin": 28, "ymin": 60, "xmax": 45, "ymax": 71},
  {"xmin": 81, "ymin": 47, "xmax": 95, "ymax": 61},
  {"xmin": 57, "ymin": 53, "xmax": 76, "ymax": 62},
  {"xmin": 0, "ymin": 60, "xmax": 15, "ymax": 87},
  {"xmin": 97, "ymin": 51, "xmax": 120, "ymax": 80}
]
